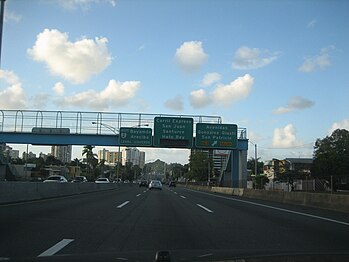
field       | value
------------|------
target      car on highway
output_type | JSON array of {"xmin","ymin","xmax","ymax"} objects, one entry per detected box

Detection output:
[
  {"xmin": 123, "ymin": 180, "xmax": 130, "ymax": 184},
  {"xmin": 168, "ymin": 181, "xmax": 176, "ymax": 187},
  {"xmin": 43, "ymin": 175, "xmax": 68, "ymax": 183},
  {"xmin": 139, "ymin": 180, "xmax": 148, "ymax": 187},
  {"xmin": 71, "ymin": 176, "xmax": 88, "ymax": 183},
  {"xmin": 113, "ymin": 178, "xmax": 122, "ymax": 183},
  {"xmin": 95, "ymin": 178, "xmax": 110, "ymax": 184},
  {"xmin": 149, "ymin": 180, "xmax": 162, "ymax": 190}
]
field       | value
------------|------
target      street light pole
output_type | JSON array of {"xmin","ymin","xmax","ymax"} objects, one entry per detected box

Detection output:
[
  {"xmin": 254, "ymin": 143, "xmax": 258, "ymax": 178},
  {"xmin": 249, "ymin": 141, "xmax": 258, "ymax": 189}
]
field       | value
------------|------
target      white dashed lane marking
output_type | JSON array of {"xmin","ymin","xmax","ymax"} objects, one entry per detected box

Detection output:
[
  {"xmin": 117, "ymin": 201, "xmax": 130, "ymax": 208},
  {"xmin": 38, "ymin": 239, "xmax": 74, "ymax": 257},
  {"xmin": 196, "ymin": 204, "xmax": 213, "ymax": 213}
]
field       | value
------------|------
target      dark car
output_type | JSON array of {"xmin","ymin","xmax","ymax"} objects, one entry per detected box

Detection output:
[
  {"xmin": 139, "ymin": 180, "xmax": 148, "ymax": 187},
  {"xmin": 169, "ymin": 181, "xmax": 176, "ymax": 187}
]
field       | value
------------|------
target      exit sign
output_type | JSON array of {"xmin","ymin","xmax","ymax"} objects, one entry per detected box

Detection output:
[
  {"xmin": 153, "ymin": 117, "xmax": 193, "ymax": 148},
  {"xmin": 195, "ymin": 123, "xmax": 237, "ymax": 149},
  {"xmin": 119, "ymin": 127, "xmax": 152, "ymax": 146}
]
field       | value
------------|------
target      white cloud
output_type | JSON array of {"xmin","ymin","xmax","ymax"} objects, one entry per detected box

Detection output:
[
  {"xmin": 190, "ymin": 74, "xmax": 254, "ymax": 109},
  {"xmin": 53, "ymin": 82, "xmax": 65, "ymax": 95},
  {"xmin": 59, "ymin": 79, "xmax": 140, "ymax": 110},
  {"xmin": 248, "ymin": 131, "xmax": 262, "ymax": 144},
  {"xmin": 31, "ymin": 93, "xmax": 49, "ymax": 109},
  {"xmin": 58, "ymin": 0, "xmax": 116, "ymax": 10},
  {"xmin": 175, "ymin": 41, "xmax": 208, "ymax": 73},
  {"xmin": 0, "ymin": 70, "xmax": 26, "ymax": 109},
  {"xmin": 189, "ymin": 89, "xmax": 210, "ymax": 108},
  {"xmin": 5, "ymin": 10, "xmax": 22, "ymax": 23},
  {"xmin": 272, "ymin": 124, "xmax": 300, "ymax": 148},
  {"xmin": 307, "ymin": 19, "xmax": 317, "ymax": 28},
  {"xmin": 164, "ymin": 95, "xmax": 183, "ymax": 112},
  {"xmin": 28, "ymin": 29, "xmax": 111, "ymax": 84},
  {"xmin": 298, "ymin": 46, "xmax": 334, "ymax": 73},
  {"xmin": 135, "ymin": 99, "xmax": 150, "ymax": 112},
  {"xmin": 232, "ymin": 46, "xmax": 279, "ymax": 70},
  {"xmin": 138, "ymin": 44, "xmax": 145, "ymax": 51},
  {"xmin": 328, "ymin": 119, "xmax": 349, "ymax": 134},
  {"xmin": 212, "ymin": 74, "xmax": 253, "ymax": 107},
  {"xmin": 273, "ymin": 96, "xmax": 314, "ymax": 114},
  {"xmin": 200, "ymin": 72, "xmax": 221, "ymax": 87}
]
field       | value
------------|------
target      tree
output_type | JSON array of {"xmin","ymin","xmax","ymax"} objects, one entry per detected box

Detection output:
[
  {"xmin": 187, "ymin": 151, "xmax": 212, "ymax": 182},
  {"xmin": 45, "ymin": 155, "xmax": 63, "ymax": 166},
  {"xmin": 254, "ymin": 175, "xmax": 269, "ymax": 189},
  {"xmin": 96, "ymin": 159, "xmax": 107, "ymax": 178},
  {"xmin": 167, "ymin": 163, "xmax": 186, "ymax": 180},
  {"xmin": 313, "ymin": 129, "xmax": 349, "ymax": 178},
  {"xmin": 247, "ymin": 157, "xmax": 264, "ymax": 176},
  {"xmin": 71, "ymin": 158, "xmax": 81, "ymax": 166},
  {"xmin": 82, "ymin": 145, "xmax": 98, "ymax": 178}
]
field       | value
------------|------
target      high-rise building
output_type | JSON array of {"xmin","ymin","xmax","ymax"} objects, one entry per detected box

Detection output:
[
  {"xmin": 51, "ymin": 145, "xmax": 72, "ymax": 163},
  {"xmin": 98, "ymin": 149, "xmax": 122, "ymax": 164},
  {"xmin": 123, "ymin": 147, "xmax": 145, "ymax": 167},
  {"xmin": 98, "ymin": 148, "xmax": 109, "ymax": 162},
  {"xmin": 108, "ymin": 151, "xmax": 121, "ymax": 164}
]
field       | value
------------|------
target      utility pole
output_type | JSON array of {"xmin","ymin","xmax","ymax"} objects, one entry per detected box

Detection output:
[
  {"xmin": 255, "ymin": 143, "xmax": 258, "ymax": 178},
  {"xmin": 0, "ymin": 0, "xmax": 6, "ymax": 67}
]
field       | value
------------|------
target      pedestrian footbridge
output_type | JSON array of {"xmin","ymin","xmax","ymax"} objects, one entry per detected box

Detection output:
[{"xmin": 0, "ymin": 110, "xmax": 249, "ymax": 187}]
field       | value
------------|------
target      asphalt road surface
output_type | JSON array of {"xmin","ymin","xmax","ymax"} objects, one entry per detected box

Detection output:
[{"xmin": 1, "ymin": 184, "xmax": 349, "ymax": 261}]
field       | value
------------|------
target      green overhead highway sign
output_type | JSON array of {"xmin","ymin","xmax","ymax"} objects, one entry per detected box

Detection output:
[
  {"xmin": 154, "ymin": 117, "xmax": 193, "ymax": 148},
  {"xmin": 119, "ymin": 127, "xmax": 152, "ymax": 146},
  {"xmin": 195, "ymin": 123, "xmax": 238, "ymax": 149}
]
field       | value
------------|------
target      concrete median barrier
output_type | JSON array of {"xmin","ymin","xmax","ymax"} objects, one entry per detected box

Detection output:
[
  {"xmin": 180, "ymin": 184, "xmax": 349, "ymax": 213},
  {"xmin": 0, "ymin": 182, "xmax": 119, "ymax": 204}
]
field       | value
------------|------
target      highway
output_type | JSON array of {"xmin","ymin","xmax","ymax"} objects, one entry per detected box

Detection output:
[{"xmin": 1, "ymin": 184, "xmax": 349, "ymax": 261}]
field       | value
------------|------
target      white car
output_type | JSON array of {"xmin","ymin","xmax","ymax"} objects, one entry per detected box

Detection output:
[
  {"xmin": 95, "ymin": 178, "xmax": 110, "ymax": 184},
  {"xmin": 43, "ymin": 175, "xmax": 68, "ymax": 183},
  {"xmin": 149, "ymin": 180, "xmax": 162, "ymax": 190},
  {"xmin": 71, "ymin": 176, "xmax": 88, "ymax": 183}
]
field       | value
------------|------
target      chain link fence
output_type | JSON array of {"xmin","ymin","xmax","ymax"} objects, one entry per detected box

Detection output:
[{"xmin": 260, "ymin": 175, "xmax": 349, "ymax": 193}]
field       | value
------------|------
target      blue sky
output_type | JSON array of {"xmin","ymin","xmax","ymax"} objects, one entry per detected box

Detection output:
[{"xmin": 1, "ymin": 0, "xmax": 349, "ymax": 164}]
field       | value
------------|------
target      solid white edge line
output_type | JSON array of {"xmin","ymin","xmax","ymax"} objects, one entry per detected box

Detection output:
[
  {"xmin": 38, "ymin": 239, "xmax": 74, "ymax": 257},
  {"xmin": 185, "ymin": 188, "xmax": 349, "ymax": 226},
  {"xmin": 117, "ymin": 201, "xmax": 130, "ymax": 208},
  {"xmin": 197, "ymin": 204, "xmax": 213, "ymax": 213}
]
